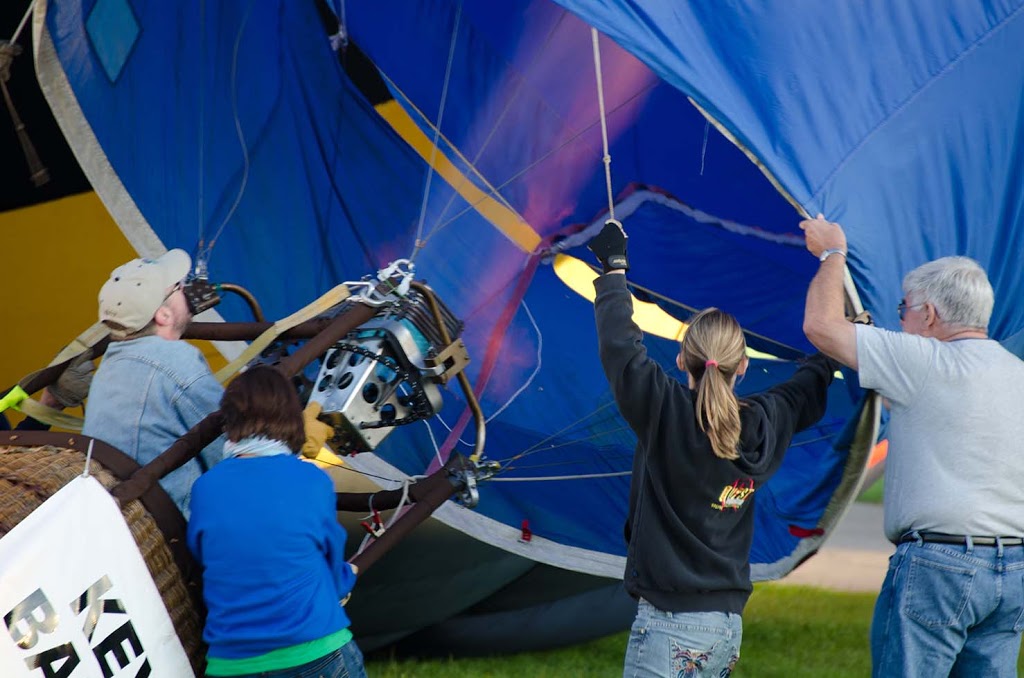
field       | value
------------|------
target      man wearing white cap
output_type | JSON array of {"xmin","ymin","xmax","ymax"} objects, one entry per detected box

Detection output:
[{"xmin": 83, "ymin": 249, "xmax": 224, "ymax": 519}]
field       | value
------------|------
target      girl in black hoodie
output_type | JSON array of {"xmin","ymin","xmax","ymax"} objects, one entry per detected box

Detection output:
[{"xmin": 588, "ymin": 221, "xmax": 838, "ymax": 678}]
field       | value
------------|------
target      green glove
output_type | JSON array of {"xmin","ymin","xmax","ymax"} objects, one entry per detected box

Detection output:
[{"xmin": 48, "ymin": 354, "xmax": 95, "ymax": 409}]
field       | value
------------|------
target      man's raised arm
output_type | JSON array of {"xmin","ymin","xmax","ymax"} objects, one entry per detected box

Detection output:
[{"xmin": 801, "ymin": 215, "xmax": 858, "ymax": 369}]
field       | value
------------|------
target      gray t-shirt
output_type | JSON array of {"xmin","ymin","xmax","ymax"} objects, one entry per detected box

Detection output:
[{"xmin": 856, "ymin": 325, "xmax": 1024, "ymax": 542}]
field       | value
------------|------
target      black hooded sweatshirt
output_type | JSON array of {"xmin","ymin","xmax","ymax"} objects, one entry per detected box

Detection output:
[{"xmin": 595, "ymin": 274, "xmax": 838, "ymax": 615}]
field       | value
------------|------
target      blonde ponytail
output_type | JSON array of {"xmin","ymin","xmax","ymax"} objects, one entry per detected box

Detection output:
[
  {"xmin": 681, "ymin": 309, "xmax": 746, "ymax": 460},
  {"xmin": 695, "ymin": 366, "xmax": 742, "ymax": 460}
]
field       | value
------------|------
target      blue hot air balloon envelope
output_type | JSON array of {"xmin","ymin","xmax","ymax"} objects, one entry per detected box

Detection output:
[{"xmin": 33, "ymin": 0, "xmax": 1023, "ymax": 653}]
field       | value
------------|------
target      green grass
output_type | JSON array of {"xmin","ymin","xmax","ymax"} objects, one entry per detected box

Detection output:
[
  {"xmin": 858, "ymin": 477, "xmax": 884, "ymax": 504},
  {"xmin": 366, "ymin": 585, "xmax": 875, "ymax": 678},
  {"xmin": 367, "ymin": 634, "xmax": 626, "ymax": 678},
  {"xmin": 732, "ymin": 585, "xmax": 873, "ymax": 677},
  {"xmin": 366, "ymin": 584, "xmax": 1024, "ymax": 677}
]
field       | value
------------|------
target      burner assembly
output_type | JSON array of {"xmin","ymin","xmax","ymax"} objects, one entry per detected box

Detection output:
[{"xmin": 308, "ymin": 287, "xmax": 468, "ymax": 454}]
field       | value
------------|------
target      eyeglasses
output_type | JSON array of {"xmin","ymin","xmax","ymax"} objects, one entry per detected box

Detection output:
[
  {"xmin": 163, "ymin": 280, "xmax": 184, "ymax": 303},
  {"xmin": 897, "ymin": 298, "xmax": 926, "ymax": 321}
]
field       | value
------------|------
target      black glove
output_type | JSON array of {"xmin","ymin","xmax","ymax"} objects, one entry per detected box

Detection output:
[{"xmin": 587, "ymin": 220, "xmax": 629, "ymax": 273}]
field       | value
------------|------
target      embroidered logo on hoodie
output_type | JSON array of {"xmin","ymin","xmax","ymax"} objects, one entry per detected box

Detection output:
[{"xmin": 712, "ymin": 478, "xmax": 755, "ymax": 511}]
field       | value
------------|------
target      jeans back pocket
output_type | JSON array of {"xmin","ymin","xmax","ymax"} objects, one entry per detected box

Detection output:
[{"xmin": 902, "ymin": 554, "xmax": 975, "ymax": 628}]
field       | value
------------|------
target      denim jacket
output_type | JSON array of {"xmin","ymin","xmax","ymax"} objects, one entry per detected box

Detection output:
[{"xmin": 83, "ymin": 336, "xmax": 225, "ymax": 519}]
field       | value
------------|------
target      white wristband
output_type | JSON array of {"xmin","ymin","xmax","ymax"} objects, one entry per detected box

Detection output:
[{"xmin": 819, "ymin": 248, "xmax": 847, "ymax": 263}]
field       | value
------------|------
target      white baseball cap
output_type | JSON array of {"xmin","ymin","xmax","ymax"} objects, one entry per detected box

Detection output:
[{"xmin": 98, "ymin": 249, "xmax": 192, "ymax": 337}]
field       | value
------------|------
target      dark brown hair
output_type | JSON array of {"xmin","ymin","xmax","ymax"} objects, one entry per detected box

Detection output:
[
  {"xmin": 680, "ymin": 308, "xmax": 746, "ymax": 460},
  {"xmin": 220, "ymin": 366, "xmax": 305, "ymax": 452}
]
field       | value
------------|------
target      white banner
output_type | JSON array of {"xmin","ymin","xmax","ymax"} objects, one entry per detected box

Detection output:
[{"xmin": 0, "ymin": 475, "xmax": 194, "ymax": 677}]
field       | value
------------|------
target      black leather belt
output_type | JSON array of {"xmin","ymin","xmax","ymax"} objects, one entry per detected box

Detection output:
[{"xmin": 900, "ymin": 532, "xmax": 1024, "ymax": 547}]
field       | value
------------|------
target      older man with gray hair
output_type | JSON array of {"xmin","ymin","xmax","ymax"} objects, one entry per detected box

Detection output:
[{"xmin": 800, "ymin": 215, "xmax": 1024, "ymax": 677}]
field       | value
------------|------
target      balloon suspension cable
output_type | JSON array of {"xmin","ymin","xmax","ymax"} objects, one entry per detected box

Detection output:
[
  {"xmin": 411, "ymin": 0, "xmax": 462, "ymax": 262},
  {"xmin": 9, "ymin": 2, "xmax": 32, "ymax": 45},
  {"xmin": 195, "ymin": 1, "xmax": 254, "ymax": 274},
  {"xmin": 484, "ymin": 300, "xmax": 541, "ymax": 425},
  {"xmin": 591, "ymin": 27, "xmax": 615, "ymax": 222},
  {"xmin": 197, "ymin": 0, "xmax": 206, "ymax": 261},
  {"xmin": 416, "ymin": 13, "xmax": 565, "ymax": 243}
]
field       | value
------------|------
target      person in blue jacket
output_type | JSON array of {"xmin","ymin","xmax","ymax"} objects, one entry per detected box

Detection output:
[
  {"xmin": 588, "ymin": 220, "xmax": 839, "ymax": 678},
  {"xmin": 187, "ymin": 366, "xmax": 363, "ymax": 678}
]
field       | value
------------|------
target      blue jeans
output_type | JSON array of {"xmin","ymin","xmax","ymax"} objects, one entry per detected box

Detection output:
[
  {"xmin": 623, "ymin": 599, "xmax": 742, "ymax": 678},
  {"xmin": 213, "ymin": 641, "xmax": 367, "ymax": 678},
  {"xmin": 871, "ymin": 537, "xmax": 1024, "ymax": 677}
]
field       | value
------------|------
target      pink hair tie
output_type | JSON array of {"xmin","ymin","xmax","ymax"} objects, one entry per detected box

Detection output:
[{"xmin": 705, "ymin": 360, "xmax": 719, "ymax": 369}]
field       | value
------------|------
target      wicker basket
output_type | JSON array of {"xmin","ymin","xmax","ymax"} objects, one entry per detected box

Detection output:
[{"xmin": 0, "ymin": 440, "xmax": 204, "ymax": 672}]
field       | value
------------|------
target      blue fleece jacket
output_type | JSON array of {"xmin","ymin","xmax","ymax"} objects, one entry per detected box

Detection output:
[{"xmin": 187, "ymin": 454, "xmax": 356, "ymax": 659}]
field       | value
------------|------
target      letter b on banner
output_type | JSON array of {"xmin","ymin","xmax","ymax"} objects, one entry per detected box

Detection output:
[
  {"xmin": 5, "ymin": 589, "xmax": 59, "ymax": 650},
  {"xmin": 5, "ymin": 589, "xmax": 81, "ymax": 678}
]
